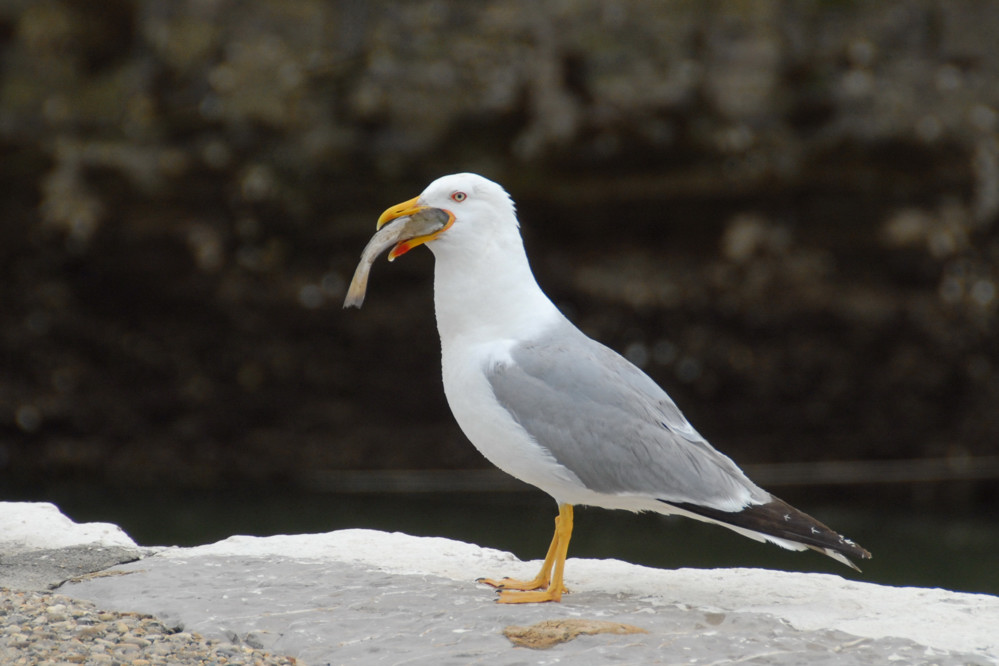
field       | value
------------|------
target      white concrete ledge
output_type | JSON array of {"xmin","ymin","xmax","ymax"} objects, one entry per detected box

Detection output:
[{"xmin": 2, "ymin": 502, "xmax": 996, "ymax": 664}]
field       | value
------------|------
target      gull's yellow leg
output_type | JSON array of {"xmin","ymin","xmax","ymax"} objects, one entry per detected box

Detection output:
[
  {"xmin": 479, "ymin": 504, "xmax": 574, "ymax": 603},
  {"xmin": 477, "ymin": 511, "xmax": 561, "ymax": 591}
]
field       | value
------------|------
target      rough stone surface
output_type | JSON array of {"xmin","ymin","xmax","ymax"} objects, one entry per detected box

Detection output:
[
  {"xmin": 0, "ymin": 501, "xmax": 149, "ymax": 591},
  {"xmin": 2, "ymin": 502, "xmax": 998, "ymax": 665},
  {"xmin": 63, "ymin": 554, "xmax": 993, "ymax": 665},
  {"xmin": 0, "ymin": 545, "xmax": 144, "ymax": 592},
  {"xmin": 64, "ymin": 533, "xmax": 999, "ymax": 665}
]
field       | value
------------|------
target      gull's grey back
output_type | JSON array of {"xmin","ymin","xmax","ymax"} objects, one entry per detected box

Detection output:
[{"xmin": 485, "ymin": 320, "xmax": 769, "ymax": 509}]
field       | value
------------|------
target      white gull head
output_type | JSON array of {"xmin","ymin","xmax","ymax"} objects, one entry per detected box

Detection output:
[{"xmin": 410, "ymin": 173, "xmax": 563, "ymax": 343}]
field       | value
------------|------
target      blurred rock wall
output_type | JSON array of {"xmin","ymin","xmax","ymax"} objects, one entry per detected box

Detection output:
[{"xmin": 1, "ymin": 1, "xmax": 997, "ymax": 500}]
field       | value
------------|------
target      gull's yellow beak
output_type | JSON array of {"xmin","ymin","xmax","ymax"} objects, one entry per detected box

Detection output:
[{"xmin": 377, "ymin": 195, "xmax": 455, "ymax": 260}]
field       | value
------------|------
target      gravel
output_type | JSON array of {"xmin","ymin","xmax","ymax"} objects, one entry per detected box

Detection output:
[{"xmin": 0, "ymin": 588, "xmax": 301, "ymax": 666}]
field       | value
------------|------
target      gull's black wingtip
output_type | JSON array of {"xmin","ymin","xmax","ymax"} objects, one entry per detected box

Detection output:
[{"xmin": 662, "ymin": 496, "xmax": 871, "ymax": 568}]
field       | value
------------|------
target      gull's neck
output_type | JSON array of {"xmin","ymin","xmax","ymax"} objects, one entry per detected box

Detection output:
[{"xmin": 429, "ymin": 230, "xmax": 563, "ymax": 347}]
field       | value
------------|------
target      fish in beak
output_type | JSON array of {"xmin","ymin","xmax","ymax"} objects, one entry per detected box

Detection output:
[{"xmin": 342, "ymin": 204, "xmax": 453, "ymax": 308}]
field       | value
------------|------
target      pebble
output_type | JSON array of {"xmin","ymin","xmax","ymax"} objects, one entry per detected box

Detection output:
[{"xmin": 0, "ymin": 588, "xmax": 301, "ymax": 665}]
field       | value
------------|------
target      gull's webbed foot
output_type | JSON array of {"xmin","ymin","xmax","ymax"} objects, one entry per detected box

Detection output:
[
  {"xmin": 476, "ymin": 504, "xmax": 574, "ymax": 604},
  {"xmin": 496, "ymin": 587, "xmax": 564, "ymax": 603},
  {"xmin": 477, "ymin": 575, "xmax": 548, "ymax": 592}
]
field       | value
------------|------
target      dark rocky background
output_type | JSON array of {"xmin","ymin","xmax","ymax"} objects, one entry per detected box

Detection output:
[{"xmin": 2, "ymin": 1, "xmax": 997, "ymax": 508}]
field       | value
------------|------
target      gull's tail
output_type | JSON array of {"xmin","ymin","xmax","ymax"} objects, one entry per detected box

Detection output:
[{"xmin": 662, "ymin": 496, "xmax": 872, "ymax": 571}]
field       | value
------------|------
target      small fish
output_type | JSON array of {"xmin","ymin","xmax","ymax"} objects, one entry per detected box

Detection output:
[{"xmin": 343, "ymin": 207, "xmax": 451, "ymax": 309}]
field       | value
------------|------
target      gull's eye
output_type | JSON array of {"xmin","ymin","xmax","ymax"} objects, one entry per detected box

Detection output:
[{"xmin": 450, "ymin": 191, "xmax": 467, "ymax": 202}]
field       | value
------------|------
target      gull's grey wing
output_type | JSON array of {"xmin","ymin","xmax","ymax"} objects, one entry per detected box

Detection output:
[{"xmin": 486, "ymin": 321, "xmax": 771, "ymax": 510}]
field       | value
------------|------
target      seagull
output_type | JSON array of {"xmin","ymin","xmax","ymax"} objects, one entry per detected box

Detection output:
[{"xmin": 350, "ymin": 172, "xmax": 871, "ymax": 603}]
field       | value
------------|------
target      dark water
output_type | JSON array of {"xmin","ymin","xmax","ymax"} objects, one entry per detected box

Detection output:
[{"xmin": 6, "ymin": 482, "xmax": 997, "ymax": 597}]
